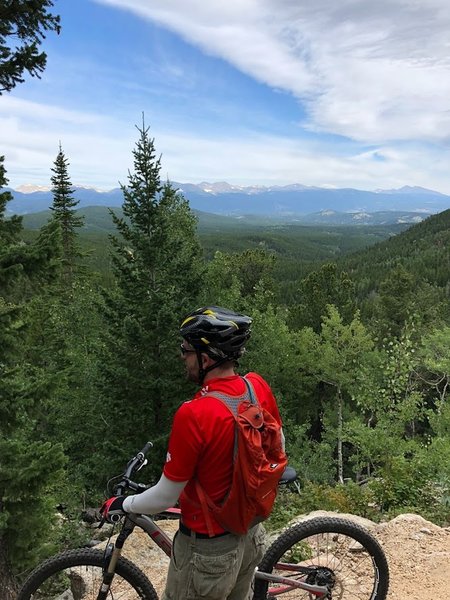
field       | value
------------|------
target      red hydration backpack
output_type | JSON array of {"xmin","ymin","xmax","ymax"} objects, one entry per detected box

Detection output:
[{"xmin": 195, "ymin": 377, "xmax": 287, "ymax": 536}]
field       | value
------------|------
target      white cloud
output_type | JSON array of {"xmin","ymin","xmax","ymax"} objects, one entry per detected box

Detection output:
[
  {"xmin": 0, "ymin": 97, "xmax": 134, "ymax": 189},
  {"xmin": 3, "ymin": 1, "xmax": 450, "ymax": 194},
  {"xmin": 3, "ymin": 92, "xmax": 450, "ymax": 193},
  {"xmin": 94, "ymin": 0, "xmax": 450, "ymax": 143}
]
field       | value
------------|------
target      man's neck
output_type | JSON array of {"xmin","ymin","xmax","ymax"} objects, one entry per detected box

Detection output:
[{"xmin": 203, "ymin": 365, "xmax": 236, "ymax": 383}]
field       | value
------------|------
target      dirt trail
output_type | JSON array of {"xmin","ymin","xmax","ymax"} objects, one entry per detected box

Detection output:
[
  {"xmin": 375, "ymin": 513, "xmax": 450, "ymax": 599},
  {"xmin": 111, "ymin": 511, "xmax": 450, "ymax": 599}
]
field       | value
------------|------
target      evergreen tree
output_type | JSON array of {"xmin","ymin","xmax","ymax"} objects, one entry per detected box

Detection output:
[
  {"xmin": 289, "ymin": 262, "xmax": 356, "ymax": 332},
  {"xmin": 24, "ymin": 275, "xmax": 107, "ymax": 503},
  {"xmin": 203, "ymin": 248, "xmax": 277, "ymax": 310},
  {"xmin": 95, "ymin": 120, "xmax": 204, "ymax": 485},
  {"xmin": 0, "ymin": 0, "xmax": 60, "ymax": 94},
  {"xmin": 0, "ymin": 156, "xmax": 21, "ymax": 242},
  {"xmin": 50, "ymin": 144, "xmax": 83, "ymax": 281},
  {"xmin": 0, "ymin": 157, "xmax": 65, "ymax": 593},
  {"xmin": 0, "ymin": 155, "xmax": 24, "ymax": 295}
]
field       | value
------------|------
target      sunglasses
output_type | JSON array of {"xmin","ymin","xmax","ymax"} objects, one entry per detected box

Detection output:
[{"xmin": 180, "ymin": 344, "xmax": 196, "ymax": 355}]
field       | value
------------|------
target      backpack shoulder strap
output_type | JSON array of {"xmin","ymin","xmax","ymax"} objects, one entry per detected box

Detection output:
[
  {"xmin": 242, "ymin": 375, "xmax": 258, "ymax": 406},
  {"xmin": 204, "ymin": 377, "xmax": 253, "ymax": 415},
  {"xmin": 192, "ymin": 377, "xmax": 258, "ymax": 537}
]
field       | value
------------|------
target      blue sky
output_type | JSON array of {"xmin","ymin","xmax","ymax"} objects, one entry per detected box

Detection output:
[{"xmin": 2, "ymin": 0, "xmax": 450, "ymax": 194}]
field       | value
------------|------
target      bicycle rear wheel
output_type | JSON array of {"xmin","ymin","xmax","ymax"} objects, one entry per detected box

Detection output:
[
  {"xmin": 17, "ymin": 548, "xmax": 158, "ymax": 600},
  {"xmin": 253, "ymin": 517, "xmax": 389, "ymax": 600}
]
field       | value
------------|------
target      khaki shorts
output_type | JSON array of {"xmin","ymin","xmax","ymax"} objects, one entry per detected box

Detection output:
[{"xmin": 161, "ymin": 524, "xmax": 266, "ymax": 600}]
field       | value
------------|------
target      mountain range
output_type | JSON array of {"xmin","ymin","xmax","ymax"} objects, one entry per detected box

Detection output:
[{"xmin": 6, "ymin": 181, "xmax": 450, "ymax": 225}]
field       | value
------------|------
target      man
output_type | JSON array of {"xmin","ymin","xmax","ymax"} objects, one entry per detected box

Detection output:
[{"xmin": 101, "ymin": 306, "xmax": 284, "ymax": 600}]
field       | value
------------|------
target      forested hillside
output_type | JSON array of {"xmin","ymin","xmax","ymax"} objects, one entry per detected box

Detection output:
[
  {"xmin": 339, "ymin": 209, "xmax": 450, "ymax": 294},
  {"xmin": 1, "ymin": 128, "xmax": 450, "ymax": 594},
  {"xmin": 21, "ymin": 205, "xmax": 410, "ymax": 293}
]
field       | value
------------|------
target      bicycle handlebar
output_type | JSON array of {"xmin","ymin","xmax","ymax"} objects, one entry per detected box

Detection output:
[
  {"xmin": 113, "ymin": 441, "xmax": 153, "ymax": 496},
  {"xmin": 124, "ymin": 441, "xmax": 153, "ymax": 477},
  {"xmin": 110, "ymin": 441, "xmax": 297, "ymax": 498}
]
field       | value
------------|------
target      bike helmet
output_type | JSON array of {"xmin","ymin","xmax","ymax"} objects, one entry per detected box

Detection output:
[{"xmin": 180, "ymin": 306, "xmax": 252, "ymax": 361}]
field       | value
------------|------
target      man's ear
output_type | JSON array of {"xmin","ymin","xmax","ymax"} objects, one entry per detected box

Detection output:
[{"xmin": 201, "ymin": 353, "xmax": 214, "ymax": 369}]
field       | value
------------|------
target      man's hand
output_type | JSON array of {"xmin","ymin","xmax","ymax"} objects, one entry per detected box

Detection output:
[{"xmin": 100, "ymin": 496, "xmax": 126, "ymax": 523}]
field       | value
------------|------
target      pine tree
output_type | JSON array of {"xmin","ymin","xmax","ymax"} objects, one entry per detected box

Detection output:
[
  {"xmin": 0, "ymin": 157, "xmax": 66, "ymax": 593},
  {"xmin": 0, "ymin": 157, "xmax": 21, "ymax": 243},
  {"xmin": 0, "ymin": 155, "xmax": 24, "ymax": 295},
  {"xmin": 0, "ymin": 0, "xmax": 60, "ymax": 94},
  {"xmin": 289, "ymin": 262, "xmax": 356, "ymax": 332},
  {"xmin": 95, "ymin": 120, "xmax": 205, "ymax": 483},
  {"xmin": 50, "ymin": 144, "xmax": 83, "ymax": 281}
]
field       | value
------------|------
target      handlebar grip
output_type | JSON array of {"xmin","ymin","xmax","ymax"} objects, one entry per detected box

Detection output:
[
  {"xmin": 112, "ymin": 442, "xmax": 153, "ymax": 496},
  {"xmin": 122, "ymin": 442, "xmax": 153, "ymax": 478},
  {"xmin": 139, "ymin": 441, "xmax": 153, "ymax": 456}
]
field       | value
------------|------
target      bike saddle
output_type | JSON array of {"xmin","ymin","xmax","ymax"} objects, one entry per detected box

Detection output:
[{"xmin": 279, "ymin": 465, "xmax": 297, "ymax": 485}]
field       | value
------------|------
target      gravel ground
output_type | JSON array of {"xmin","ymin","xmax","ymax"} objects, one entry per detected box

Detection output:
[{"xmin": 102, "ymin": 511, "xmax": 450, "ymax": 599}]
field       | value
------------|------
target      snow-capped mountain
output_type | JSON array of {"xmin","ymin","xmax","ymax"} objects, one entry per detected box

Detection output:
[{"xmin": 5, "ymin": 181, "xmax": 450, "ymax": 220}]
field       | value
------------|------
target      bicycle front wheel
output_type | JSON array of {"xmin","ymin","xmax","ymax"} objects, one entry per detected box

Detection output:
[
  {"xmin": 17, "ymin": 548, "xmax": 158, "ymax": 600},
  {"xmin": 253, "ymin": 517, "xmax": 389, "ymax": 600}
]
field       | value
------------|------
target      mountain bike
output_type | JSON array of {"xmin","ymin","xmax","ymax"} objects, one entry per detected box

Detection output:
[{"xmin": 18, "ymin": 442, "xmax": 389, "ymax": 599}]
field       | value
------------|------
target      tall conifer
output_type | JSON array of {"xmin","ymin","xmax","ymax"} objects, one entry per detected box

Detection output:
[
  {"xmin": 50, "ymin": 144, "xmax": 83, "ymax": 281},
  {"xmin": 0, "ymin": 157, "xmax": 65, "ymax": 592},
  {"xmin": 96, "ymin": 120, "xmax": 204, "ymax": 482}
]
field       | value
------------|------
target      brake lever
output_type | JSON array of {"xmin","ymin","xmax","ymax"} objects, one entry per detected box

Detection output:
[{"xmin": 136, "ymin": 458, "xmax": 148, "ymax": 472}]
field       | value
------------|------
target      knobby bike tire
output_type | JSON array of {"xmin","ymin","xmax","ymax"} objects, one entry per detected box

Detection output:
[
  {"xmin": 17, "ymin": 547, "xmax": 158, "ymax": 600},
  {"xmin": 253, "ymin": 516, "xmax": 389, "ymax": 600}
]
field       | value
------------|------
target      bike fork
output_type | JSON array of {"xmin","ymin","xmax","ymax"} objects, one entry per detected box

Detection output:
[
  {"xmin": 96, "ymin": 517, "xmax": 136, "ymax": 600},
  {"xmin": 95, "ymin": 544, "xmax": 123, "ymax": 600}
]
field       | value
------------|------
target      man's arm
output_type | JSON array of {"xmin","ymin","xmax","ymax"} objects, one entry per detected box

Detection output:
[{"xmin": 122, "ymin": 474, "xmax": 187, "ymax": 515}]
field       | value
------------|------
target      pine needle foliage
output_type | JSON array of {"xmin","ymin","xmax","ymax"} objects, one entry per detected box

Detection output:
[
  {"xmin": 50, "ymin": 144, "xmax": 83, "ymax": 281},
  {"xmin": 0, "ymin": 0, "xmax": 60, "ymax": 94},
  {"xmin": 96, "ymin": 120, "xmax": 205, "ymax": 483},
  {"xmin": 0, "ymin": 156, "xmax": 65, "ymax": 585}
]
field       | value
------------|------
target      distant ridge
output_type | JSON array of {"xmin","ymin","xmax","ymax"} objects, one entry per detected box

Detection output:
[
  {"xmin": 6, "ymin": 181, "xmax": 450, "ymax": 217},
  {"xmin": 375, "ymin": 185, "xmax": 446, "ymax": 196},
  {"xmin": 20, "ymin": 205, "xmax": 436, "ymax": 231}
]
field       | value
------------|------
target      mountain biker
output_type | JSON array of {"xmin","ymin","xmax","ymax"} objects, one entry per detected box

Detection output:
[{"xmin": 101, "ymin": 306, "xmax": 284, "ymax": 600}]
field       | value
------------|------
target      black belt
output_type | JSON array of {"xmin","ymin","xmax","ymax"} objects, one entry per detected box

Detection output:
[{"xmin": 179, "ymin": 521, "xmax": 230, "ymax": 539}]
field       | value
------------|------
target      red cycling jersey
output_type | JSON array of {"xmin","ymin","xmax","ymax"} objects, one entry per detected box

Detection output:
[{"xmin": 163, "ymin": 372, "xmax": 282, "ymax": 535}]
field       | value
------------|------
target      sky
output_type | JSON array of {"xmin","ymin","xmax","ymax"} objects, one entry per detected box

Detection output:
[{"xmin": 2, "ymin": 0, "xmax": 450, "ymax": 194}]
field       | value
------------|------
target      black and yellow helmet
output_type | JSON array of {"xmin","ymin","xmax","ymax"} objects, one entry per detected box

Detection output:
[{"xmin": 180, "ymin": 306, "xmax": 252, "ymax": 360}]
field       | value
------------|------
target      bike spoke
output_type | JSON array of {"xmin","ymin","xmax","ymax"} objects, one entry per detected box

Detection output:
[
  {"xmin": 26, "ymin": 563, "xmax": 146, "ymax": 599},
  {"xmin": 267, "ymin": 530, "xmax": 380, "ymax": 599}
]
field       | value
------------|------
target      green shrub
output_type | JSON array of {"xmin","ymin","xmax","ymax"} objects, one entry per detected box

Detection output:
[
  {"xmin": 266, "ymin": 479, "xmax": 380, "ymax": 531},
  {"xmin": 265, "ymin": 487, "xmax": 305, "ymax": 531},
  {"xmin": 368, "ymin": 475, "xmax": 450, "ymax": 526}
]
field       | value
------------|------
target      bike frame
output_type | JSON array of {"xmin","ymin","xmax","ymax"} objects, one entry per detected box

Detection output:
[
  {"xmin": 102, "ymin": 511, "xmax": 329, "ymax": 598},
  {"xmin": 97, "ymin": 443, "xmax": 329, "ymax": 599}
]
